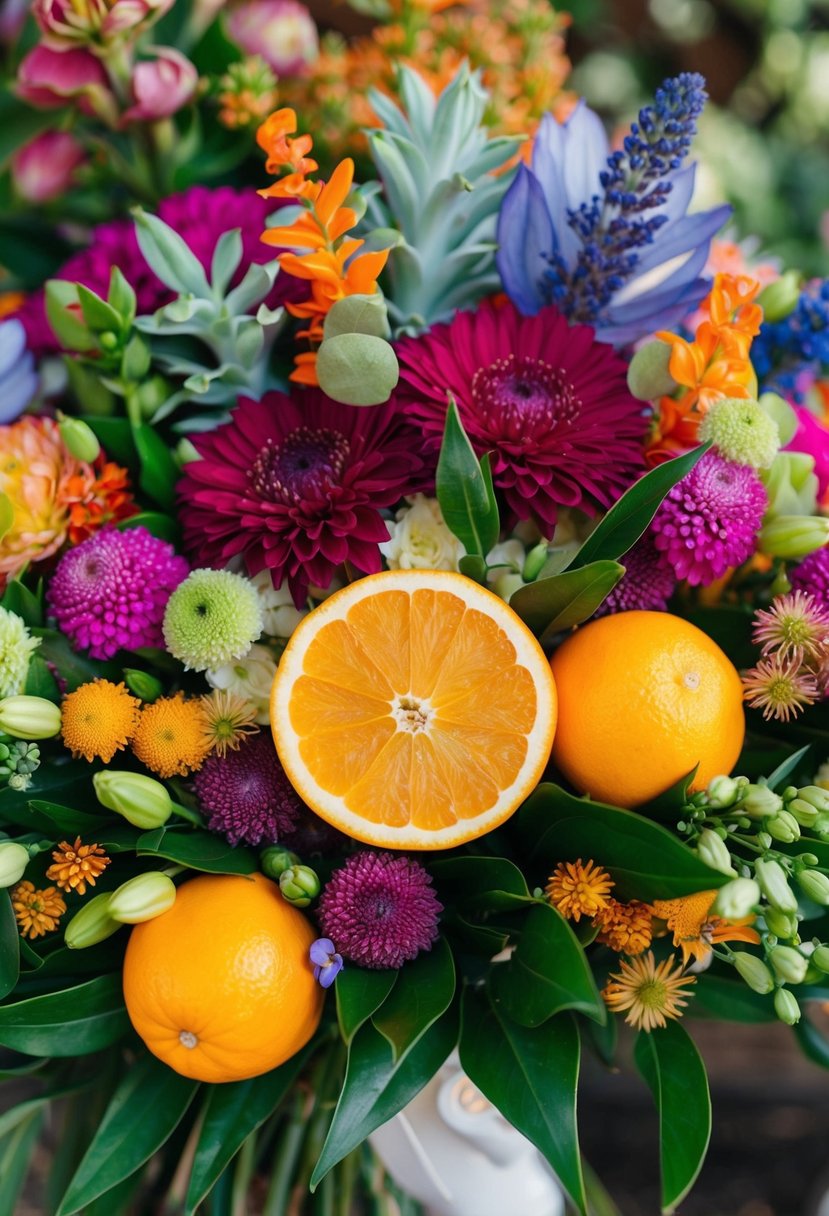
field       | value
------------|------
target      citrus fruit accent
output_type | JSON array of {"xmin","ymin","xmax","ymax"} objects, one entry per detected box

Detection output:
[
  {"xmin": 122, "ymin": 872, "xmax": 322, "ymax": 1083},
  {"xmin": 270, "ymin": 570, "xmax": 557, "ymax": 850},
  {"xmin": 550, "ymin": 610, "xmax": 745, "ymax": 808}
]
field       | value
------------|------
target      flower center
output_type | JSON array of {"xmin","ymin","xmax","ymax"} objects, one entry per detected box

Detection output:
[
  {"xmin": 636, "ymin": 978, "xmax": 667, "ymax": 1011},
  {"xmin": 471, "ymin": 355, "xmax": 581, "ymax": 432},
  {"xmin": 392, "ymin": 694, "xmax": 431, "ymax": 733},
  {"xmin": 249, "ymin": 427, "xmax": 351, "ymax": 505}
]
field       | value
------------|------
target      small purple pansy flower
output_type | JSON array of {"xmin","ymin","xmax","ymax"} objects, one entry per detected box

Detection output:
[{"xmin": 310, "ymin": 938, "xmax": 343, "ymax": 988}]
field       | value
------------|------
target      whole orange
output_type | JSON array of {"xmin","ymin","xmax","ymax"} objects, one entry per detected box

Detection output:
[
  {"xmin": 122, "ymin": 872, "xmax": 323, "ymax": 1083},
  {"xmin": 550, "ymin": 611, "xmax": 744, "ymax": 807}
]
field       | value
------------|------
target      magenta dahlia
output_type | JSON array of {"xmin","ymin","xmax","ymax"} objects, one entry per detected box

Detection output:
[
  {"xmin": 47, "ymin": 526, "xmax": 188, "ymax": 659},
  {"xmin": 177, "ymin": 390, "xmax": 424, "ymax": 605},
  {"xmin": 789, "ymin": 548, "xmax": 829, "ymax": 609},
  {"xmin": 651, "ymin": 451, "xmax": 767, "ymax": 586},
  {"xmin": 318, "ymin": 851, "xmax": 442, "ymax": 970},
  {"xmin": 194, "ymin": 733, "xmax": 302, "ymax": 846},
  {"xmin": 15, "ymin": 186, "xmax": 301, "ymax": 353},
  {"xmin": 595, "ymin": 533, "xmax": 676, "ymax": 617},
  {"xmin": 394, "ymin": 297, "xmax": 647, "ymax": 532}
]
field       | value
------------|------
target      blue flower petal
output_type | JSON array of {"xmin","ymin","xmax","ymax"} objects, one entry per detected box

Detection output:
[{"xmin": 496, "ymin": 164, "xmax": 554, "ymax": 316}]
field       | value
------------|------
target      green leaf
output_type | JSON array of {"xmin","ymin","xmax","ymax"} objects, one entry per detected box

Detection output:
[
  {"xmin": 132, "ymin": 209, "xmax": 212, "ymax": 299},
  {"xmin": 45, "ymin": 281, "xmax": 97, "ymax": 352},
  {"xmin": 32, "ymin": 627, "xmax": 121, "ymax": 692},
  {"xmin": 81, "ymin": 417, "xmax": 137, "ymax": 469},
  {"xmin": 519, "ymin": 784, "xmax": 726, "ymax": 901},
  {"xmin": 429, "ymin": 855, "xmax": 532, "ymax": 912},
  {"xmin": 336, "ymin": 967, "xmax": 398, "ymax": 1045},
  {"xmin": 458, "ymin": 553, "xmax": 488, "ymax": 583},
  {"xmin": 29, "ymin": 800, "xmax": 112, "ymax": 836},
  {"xmin": 0, "ymin": 578, "xmax": 43, "ymax": 626},
  {"xmin": 793, "ymin": 1014, "xmax": 829, "ymax": 1069},
  {"xmin": 24, "ymin": 654, "xmax": 59, "ymax": 699},
  {"xmin": 311, "ymin": 1004, "xmax": 458, "ymax": 1189},
  {"xmin": 116, "ymin": 511, "xmax": 181, "ymax": 546},
  {"xmin": 490, "ymin": 903, "xmax": 605, "ymax": 1027},
  {"xmin": 0, "ymin": 1111, "xmax": 43, "ymax": 1216},
  {"xmin": 137, "ymin": 828, "xmax": 258, "ymax": 875},
  {"xmin": 132, "ymin": 423, "xmax": 179, "ymax": 511},
  {"xmin": 634, "ymin": 1022, "xmax": 711, "ymax": 1214},
  {"xmin": 459, "ymin": 987, "xmax": 586, "ymax": 1215},
  {"xmin": 373, "ymin": 938, "xmax": 455, "ymax": 1061},
  {"xmin": 108, "ymin": 267, "xmax": 137, "ymax": 325},
  {"xmin": 76, "ymin": 285, "xmax": 122, "ymax": 334},
  {"xmin": 766, "ymin": 744, "xmax": 811, "ymax": 792},
  {"xmin": 0, "ymin": 1080, "xmax": 92, "ymax": 1140},
  {"xmin": 185, "ymin": 1049, "xmax": 310, "ymax": 1214},
  {"xmin": 0, "ymin": 974, "xmax": 128, "ymax": 1056},
  {"xmin": 0, "ymin": 891, "xmax": 19, "ymax": 1001},
  {"xmin": 637, "ymin": 767, "xmax": 699, "ymax": 823},
  {"xmin": 570, "ymin": 444, "xmax": 711, "ymax": 569},
  {"xmin": 57, "ymin": 1053, "xmax": 198, "ymax": 1215},
  {"xmin": 509, "ymin": 561, "xmax": 625, "ymax": 640},
  {"xmin": 692, "ymin": 975, "xmax": 776, "ymax": 1023},
  {"xmin": 436, "ymin": 399, "xmax": 499, "ymax": 557}
]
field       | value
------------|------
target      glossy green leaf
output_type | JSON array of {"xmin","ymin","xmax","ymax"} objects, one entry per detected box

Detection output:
[
  {"xmin": 509, "ymin": 561, "xmax": 624, "ymax": 640},
  {"xmin": 634, "ymin": 1021, "xmax": 711, "ymax": 1214},
  {"xmin": 570, "ymin": 444, "xmax": 711, "ymax": 569},
  {"xmin": 0, "ymin": 1111, "xmax": 43, "ymax": 1216},
  {"xmin": 373, "ymin": 938, "xmax": 455, "ymax": 1060},
  {"xmin": 459, "ymin": 987, "xmax": 586, "ymax": 1215},
  {"xmin": 81, "ymin": 417, "xmax": 137, "ymax": 470},
  {"xmin": 76, "ymin": 285, "xmax": 122, "ymax": 334},
  {"xmin": 336, "ymin": 967, "xmax": 398, "ymax": 1045},
  {"xmin": 793, "ymin": 1014, "xmax": 829, "ymax": 1069},
  {"xmin": 519, "ymin": 784, "xmax": 725, "ymax": 900},
  {"xmin": 185, "ymin": 1049, "xmax": 311, "ymax": 1214},
  {"xmin": 132, "ymin": 423, "xmax": 179, "ymax": 511},
  {"xmin": 0, "ymin": 1081, "xmax": 91, "ymax": 1141},
  {"xmin": 691, "ymin": 975, "xmax": 775, "ymax": 1023},
  {"xmin": 24, "ymin": 654, "xmax": 59, "ymax": 699},
  {"xmin": 57, "ymin": 1053, "xmax": 198, "ymax": 1215},
  {"xmin": 490, "ymin": 903, "xmax": 605, "ymax": 1027},
  {"xmin": 429, "ymin": 855, "xmax": 532, "ymax": 911},
  {"xmin": 0, "ymin": 892, "xmax": 19, "ymax": 1001},
  {"xmin": 637, "ymin": 767, "xmax": 699, "ymax": 823},
  {"xmin": 116, "ymin": 511, "xmax": 181, "ymax": 545},
  {"xmin": 0, "ymin": 974, "xmax": 129, "ymax": 1056},
  {"xmin": 0, "ymin": 577, "xmax": 43, "ymax": 626},
  {"xmin": 29, "ymin": 800, "xmax": 112, "ymax": 836},
  {"xmin": 137, "ymin": 827, "xmax": 258, "ymax": 874},
  {"xmin": 436, "ymin": 398, "xmax": 499, "ymax": 557},
  {"xmin": 311, "ymin": 1004, "xmax": 458, "ymax": 1189},
  {"xmin": 458, "ymin": 553, "xmax": 488, "ymax": 583},
  {"xmin": 766, "ymin": 744, "xmax": 811, "ymax": 792},
  {"xmin": 33, "ymin": 627, "xmax": 121, "ymax": 692},
  {"xmin": 0, "ymin": 759, "xmax": 94, "ymax": 821}
]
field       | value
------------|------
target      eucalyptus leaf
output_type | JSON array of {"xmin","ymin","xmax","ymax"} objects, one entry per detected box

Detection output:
[
  {"xmin": 436, "ymin": 399, "xmax": 499, "ymax": 557},
  {"xmin": 509, "ymin": 561, "xmax": 625, "ymax": 639},
  {"xmin": 133, "ymin": 209, "xmax": 211, "ymax": 299},
  {"xmin": 634, "ymin": 1022, "xmax": 711, "ymax": 1214},
  {"xmin": 210, "ymin": 229, "xmax": 244, "ymax": 298},
  {"xmin": 372, "ymin": 938, "xmax": 456, "ymax": 1061},
  {"xmin": 0, "ymin": 974, "xmax": 128, "ymax": 1056},
  {"xmin": 336, "ymin": 967, "xmax": 398, "ymax": 1045},
  {"xmin": 76, "ymin": 285, "xmax": 122, "ymax": 335}
]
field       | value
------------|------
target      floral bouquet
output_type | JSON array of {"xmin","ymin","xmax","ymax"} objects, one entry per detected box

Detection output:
[{"xmin": 2, "ymin": 1, "xmax": 829, "ymax": 1213}]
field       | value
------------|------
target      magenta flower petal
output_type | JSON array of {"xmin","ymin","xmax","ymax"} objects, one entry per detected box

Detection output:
[{"xmin": 194, "ymin": 733, "xmax": 303, "ymax": 847}]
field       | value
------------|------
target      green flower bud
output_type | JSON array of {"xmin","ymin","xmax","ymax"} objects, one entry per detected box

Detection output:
[
  {"xmin": 796, "ymin": 869, "xmax": 829, "ymax": 906},
  {"xmin": 733, "ymin": 952, "xmax": 775, "ymax": 994},
  {"xmin": 135, "ymin": 375, "xmax": 172, "ymax": 420},
  {"xmin": 316, "ymin": 333, "xmax": 400, "ymax": 407},
  {"xmin": 123, "ymin": 669, "xmax": 164, "ymax": 703},
  {"xmin": 0, "ymin": 695, "xmax": 62, "ymax": 740},
  {"xmin": 0, "ymin": 842, "xmax": 29, "ymax": 887},
  {"xmin": 522, "ymin": 542, "xmax": 549, "ymax": 583},
  {"xmin": 706, "ymin": 774, "xmax": 741, "ymax": 809},
  {"xmin": 713, "ymin": 877, "xmax": 760, "ymax": 920},
  {"xmin": 57, "ymin": 415, "xmax": 100, "ymax": 463},
  {"xmin": 762, "ymin": 451, "xmax": 818, "ymax": 517},
  {"xmin": 764, "ymin": 908, "xmax": 798, "ymax": 940},
  {"xmin": 279, "ymin": 864, "xmax": 320, "ymax": 907},
  {"xmin": 798, "ymin": 853, "xmax": 819, "ymax": 867},
  {"xmin": 740, "ymin": 784, "xmax": 783, "ymax": 819},
  {"xmin": 796, "ymin": 786, "xmax": 829, "ymax": 813},
  {"xmin": 758, "ymin": 515, "xmax": 829, "ymax": 560},
  {"xmin": 108, "ymin": 873, "xmax": 177, "ymax": 924},
  {"xmin": 696, "ymin": 828, "xmax": 737, "ymax": 876},
  {"xmin": 787, "ymin": 798, "xmax": 820, "ymax": 828},
  {"xmin": 766, "ymin": 810, "xmax": 801, "ymax": 844},
  {"xmin": 756, "ymin": 831, "xmax": 773, "ymax": 850},
  {"xmin": 626, "ymin": 340, "xmax": 678, "ymax": 401},
  {"xmin": 93, "ymin": 770, "xmax": 173, "ymax": 828},
  {"xmin": 815, "ymin": 814, "xmax": 829, "ymax": 837},
  {"xmin": 323, "ymin": 293, "xmax": 391, "ymax": 340},
  {"xmin": 811, "ymin": 945, "xmax": 829, "ymax": 973},
  {"xmin": 260, "ymin": 847, "xmax": 299, "ymax": 880},
  {"xmin": 757, "ymin": 272, "xmax": 801, "ymax": 323},
  {"xmin": 773, "ymin": 987, "xmax": 801, "ymax": 1025},
  {"xmin": 64, "ymin": 893, "xmax": 120, "ymax": 949},
  {"xmin": 755, "ymin": 858, "xmax": 799, "ymax": 914},
  {"xmin": 770, "ymin": 944, "xmax": 809, "ymax": 984}
]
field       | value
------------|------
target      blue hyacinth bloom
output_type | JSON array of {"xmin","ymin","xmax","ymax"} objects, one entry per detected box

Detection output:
[
  {"xmin": 0, "ymin": 319, "xmax": 38, "ymax": 423},
  {"xmin": 496, "ymin": 74, "xmax": 731, "ymax": 346},
  {"xmin": 752, "ymin": 280, "xmax": 829, "ymax": 399}
]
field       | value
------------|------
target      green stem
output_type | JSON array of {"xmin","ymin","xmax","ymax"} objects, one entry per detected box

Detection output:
[
  {"xmin": 335, "ymin": 1151, "xmax": 358, "ymax": 1216},
  {"xmin": 231, "ymin": 1132, "xmax": 258, "ymax": 1216},
  {"xmin": 262, "ymin": 1095, "xmax": 310, "ymax": 1216},
  {"xmin": 171, "ymin": 801, "xmax": 206, "ymax": 827},
  {"xmin": 317, "ymin": 1169, "xmax": 336, "ymax": 1216}
]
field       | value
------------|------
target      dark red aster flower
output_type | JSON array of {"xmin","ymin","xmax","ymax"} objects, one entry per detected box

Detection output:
[
  {"xmin": 177, "ymin": 390, "xmax": 424, "ymax": 605},
  {"xmin": 394, "ymin": 297, "xmax": 647, "ymax": 532},
  {"xmin": 194, "ymin": 733, "xmax": 302, "ymax": 846}
]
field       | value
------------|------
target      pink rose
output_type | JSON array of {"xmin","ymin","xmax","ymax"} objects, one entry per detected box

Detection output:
[
  {"xmin": 16, "ymin": 45, "xmax": 116, "ymax": 122},
  {"xmin": 12, "ymin": 130, "xmax": 85, "ymax": 203},
  {"xmin": 122, "ymin": 47, "xmax": 199, "ymax": 124},
  {"xmin": 33, "ymin": 0, "xmax": 173, "ymax": 48},
  {"xmin": 226, "ymin": 0, "xmax": 318, "ymax": 75}
]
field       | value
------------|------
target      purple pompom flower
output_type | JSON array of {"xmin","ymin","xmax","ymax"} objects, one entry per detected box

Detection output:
[
  {"xmin": 789, "ymin": 548, "xmax": 829, "ymax": 610},
  {"xmin": 47, "ymin": 526, "xmax": 188, "ymax": 659},
  {"xmin": 194, "ymin": 733, "xmax": 303, "ymax": 846},
  {"xmin": 651, "ymin": 451, "xmax": 766, "ymax": 586},
  {"xmin": 318, "ymin": 851, "xmax": 442, "ymax": 971},
  {"xmin": 310, "ymin": 938, "xmax": 344, "ymax": 988},
  {"xmin": 595, "ymin": 534, "xmax": 676, "ymax": 617}
]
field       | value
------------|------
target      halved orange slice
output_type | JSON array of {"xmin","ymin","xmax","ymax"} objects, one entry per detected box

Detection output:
[{"xmin": 270, "ymin": 570, "xmax": 557, "ymax": 850}]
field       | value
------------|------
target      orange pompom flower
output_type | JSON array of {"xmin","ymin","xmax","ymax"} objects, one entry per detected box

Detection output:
[
  {"xmin": 131, "ymin": 692, "xmax": 212, "ymax": 778},
  {"xmin": 11, "ymin": 880, "xmax": 66, "ymax": 940},
  {"xmin": 46, "ymin": 837, "xmax": 110, "ymax": 896}
]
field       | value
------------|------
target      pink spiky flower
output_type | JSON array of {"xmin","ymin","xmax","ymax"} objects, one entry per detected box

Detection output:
[
  {"xmin": 742, "ymin": 654, "xmax": 820, "ymax": 722},
  {"xmin": 752, "ymin": 590, "xmax": 829, "ymax": 664}
]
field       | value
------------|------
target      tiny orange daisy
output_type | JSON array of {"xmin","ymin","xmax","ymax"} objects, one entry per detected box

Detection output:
[{"xmin": 46, "ymin": 837, "xmax": 110, "ymax": 896}]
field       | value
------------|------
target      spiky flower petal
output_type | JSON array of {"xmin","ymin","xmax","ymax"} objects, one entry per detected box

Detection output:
[
  {"xmin": 602, "ymin": 951, "xmax": 696, "ymax": 1031},
  {"xmin": 742, "ymin": 654, "xmax": 820, "ymax": 722},
  {"xmin": 752, "ymin": 591, "xmax": 829, "ymax": 663},
  {"xmin": 546, "ymin": 858, "xmax": 613, "ymax": 922}
]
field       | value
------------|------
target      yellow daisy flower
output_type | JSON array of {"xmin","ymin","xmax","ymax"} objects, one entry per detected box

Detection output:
[{"xmin": 603, "ymin": 952, "xmax": 696, "ymax": 1032}]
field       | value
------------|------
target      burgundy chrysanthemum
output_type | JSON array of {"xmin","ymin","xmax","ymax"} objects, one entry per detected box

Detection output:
[
  {"xmin": 47, "ymin": 526, "xmax": 188, "ymax": 659},
  {"xmin": 394, "ymin": 297, "xmax": 647, "ymax": 532},
  {"xmin": 790, "ymin": 548, "xmax": 829, "ymax": 609},
  {"xmin": 651, "ymin": 451, "xmax": 767, "ymax": 586},
  {"xmin": 194, "ymin": 733, "xmax": 303, "ymax": 846},
  {"xmin": 318, "ymin": 851, "xmax": 442, "ymax": 970},
  {"xmin": 15, "ymin": 186, "xmax": 302, "ymax": 353},
  {"xmin": 177, "ymin": 390, "xmax": 424, "ymax": 605},
  {"xmin": 595, "ymin": 533, "xmax": 676, "ymax": 616}
]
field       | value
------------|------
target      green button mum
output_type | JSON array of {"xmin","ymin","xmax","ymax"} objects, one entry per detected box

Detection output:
[{"xmin": 162, "ymin": 568, "xmax": 263, "ymax": 672}]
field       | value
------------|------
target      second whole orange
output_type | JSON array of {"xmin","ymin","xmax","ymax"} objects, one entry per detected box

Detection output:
[
  {"xmin": 122, "ymin": 872, "xmax": 323, "ymax": 1083},
  {"xmin": 550, "ymin": 610, "xmax": 744, "ymax": 807}
]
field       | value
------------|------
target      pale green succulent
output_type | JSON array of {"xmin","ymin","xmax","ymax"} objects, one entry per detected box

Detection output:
[{"xmin": 362, "ymin": 64, "xmax": 522, "ymax": 334}]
